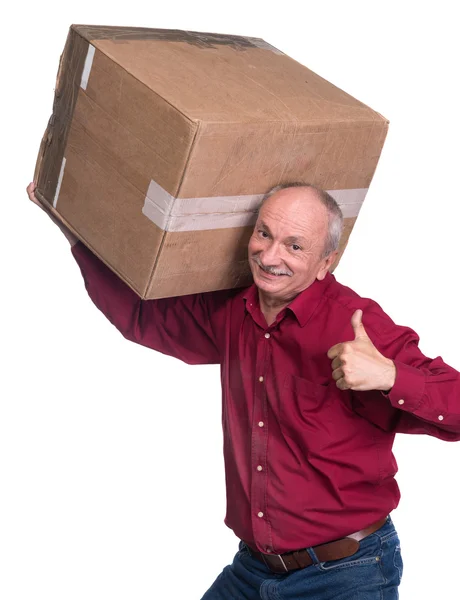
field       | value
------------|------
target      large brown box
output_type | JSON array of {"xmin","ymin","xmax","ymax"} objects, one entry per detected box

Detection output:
[{"xmin": 35, "ymin": 25, "xmax": 388, "ymax": 299}]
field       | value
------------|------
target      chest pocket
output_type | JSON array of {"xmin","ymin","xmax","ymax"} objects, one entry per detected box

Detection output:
[
  {"xmin": 278, "ymin": 373, "xmax": 334, "ymax": 447},
  {"xmin": 284, "ymin": 373, "xmax": 330, "ymax": 399}
]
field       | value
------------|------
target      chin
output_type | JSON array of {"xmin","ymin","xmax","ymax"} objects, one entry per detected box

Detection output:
[
  {"xmin": 254, "ymin": 279, "xmax": 277, "ymax": 293},
  {"xmin": 253, "ymin": 272, "xmax": 289, "ymax": 294}
]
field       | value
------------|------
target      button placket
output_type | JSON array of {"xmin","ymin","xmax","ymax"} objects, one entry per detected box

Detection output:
[{"xmin": 250, "ymin": 327, "xmax": 272, "ymax": 549}]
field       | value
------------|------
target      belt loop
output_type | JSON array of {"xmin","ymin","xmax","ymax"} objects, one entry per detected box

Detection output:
[{"xmin": 306, "ymin": 546, "xmax": 321, "ymax": 565}]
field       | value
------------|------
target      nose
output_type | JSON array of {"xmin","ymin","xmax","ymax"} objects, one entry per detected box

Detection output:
[{"xmin": 260, "ymin": 240, "xmax": 281, "ymax": 266}]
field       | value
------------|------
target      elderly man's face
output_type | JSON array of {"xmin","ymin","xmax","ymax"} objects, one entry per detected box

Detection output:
[{"xmin": 248, "ymin": 188, "xmax": 336, "ymax": 302}]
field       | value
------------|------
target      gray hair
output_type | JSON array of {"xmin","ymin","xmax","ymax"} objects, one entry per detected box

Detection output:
[{"xmin": 260, "ymin": 182, "xmax": 344, "ymax": 259}]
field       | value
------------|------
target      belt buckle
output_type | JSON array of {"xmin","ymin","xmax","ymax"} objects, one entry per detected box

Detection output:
[{"xmin": 262, "ymin": 552, "xmax": 289, "ymax": 573}]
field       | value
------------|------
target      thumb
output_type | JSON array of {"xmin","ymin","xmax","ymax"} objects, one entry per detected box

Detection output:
[{"xmin": 351, "ymin": 309, "xmax": 368, "ymax": 340}]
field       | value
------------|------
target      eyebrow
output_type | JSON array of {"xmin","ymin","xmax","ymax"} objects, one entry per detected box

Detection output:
[
  {"xmin": 259, "ymin": 220, "xmax": 270, "ymax": 231},
  {"xmin": 258, "ymin": 221, "xmax": 306, "ymax": 245},
  {"xmin": 284, "ymin": 236, "xmax": 306, "ymax": 245}
]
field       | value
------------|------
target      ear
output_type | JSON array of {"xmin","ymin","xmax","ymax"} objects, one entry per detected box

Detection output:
[{"xmin": 316, "ymin": 251, "xmax": 339, "ymax": 281}]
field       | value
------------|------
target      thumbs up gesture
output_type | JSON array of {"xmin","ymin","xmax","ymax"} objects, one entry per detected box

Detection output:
[{"xmin": 327, "ymin": 310, "xmax": 396, "ymax": 392}]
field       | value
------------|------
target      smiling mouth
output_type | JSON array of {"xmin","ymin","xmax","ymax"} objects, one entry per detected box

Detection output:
[{"xmin": 255, "ymin": 261, "xmax": 290, "ymax": 278}]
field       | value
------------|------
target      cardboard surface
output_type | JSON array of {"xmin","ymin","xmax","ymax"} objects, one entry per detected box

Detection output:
[{"xmin": 35, "ymin": 24, "xmax": 388, "ymax": 299}]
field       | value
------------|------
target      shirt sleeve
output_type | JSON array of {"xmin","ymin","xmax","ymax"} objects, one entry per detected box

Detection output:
[
  {"xmin": 71, "ymin": 242, "xmax": 228, "ymax": 365},
  {"xmin": 350, "ymin": 303, "xmax": 460, "ymax": 441}
]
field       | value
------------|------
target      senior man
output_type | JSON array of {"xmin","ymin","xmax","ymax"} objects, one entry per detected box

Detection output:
[{"xmin": 27, "ymin": 181, "xmax": 460, "ymax": 599}]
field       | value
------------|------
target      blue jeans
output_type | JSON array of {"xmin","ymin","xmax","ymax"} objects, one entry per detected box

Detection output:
[{"xmin": 201, "ymin": 516, "xmax": 403, "ymax": 599}]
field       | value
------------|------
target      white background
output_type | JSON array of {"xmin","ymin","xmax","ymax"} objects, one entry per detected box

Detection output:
[{"xmin": 2, "ymin": 1, "xmax": 459, "ymax": 598}]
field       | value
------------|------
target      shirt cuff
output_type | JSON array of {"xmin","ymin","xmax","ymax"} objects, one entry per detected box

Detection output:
[{"xmin": 382, "ymin": 360, "xmax": 426, "ymax": 412}]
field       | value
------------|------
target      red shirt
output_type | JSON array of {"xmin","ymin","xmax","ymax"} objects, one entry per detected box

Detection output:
[{"xmin": 72, "ymin": 242, "xmax": 460, "ymax": 554}]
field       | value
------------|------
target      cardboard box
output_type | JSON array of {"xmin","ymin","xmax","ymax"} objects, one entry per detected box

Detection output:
[{"xmin": 35, "ymin": 25, "xmax": 388, "ymax": 299}]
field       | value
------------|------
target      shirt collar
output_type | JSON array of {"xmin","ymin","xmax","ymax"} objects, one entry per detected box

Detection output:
[
  {"xmin": 243, "ymin": 272, "xmax": 334, "ymax": 328},
  {"xmin": 287, "ymin": 273, "xmax": 334, "ymax": 326}
]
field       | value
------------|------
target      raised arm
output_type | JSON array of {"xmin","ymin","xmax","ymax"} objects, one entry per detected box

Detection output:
[
  {"xmin": 349, "ymin": 306, "xmax": 460, "ymax": 440},
  {"xmin": 71, "ymin": 242, "xmax": 226, "ymax": 364},
  {"xmin": 27, "ymin": 182, "xmax": 227, "ymax": 365}
]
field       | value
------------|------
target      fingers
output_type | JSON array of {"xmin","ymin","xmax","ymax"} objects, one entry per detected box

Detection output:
[
  {"xmin": 27, "ymin": 181, "xmax": 38, "ymax": 202},
  {"xmin": 327, "ymin": 343, "xmax": 342, "ymax": 360},
  {"xmin": 26, "ymin": 181, "xmax": 46, "ymax": 211},
  {"xmin": 335, "ymin": 377, "xmax": 351, "ymax": 391},
  {"xmin": 331, "ymin": 356, "xmax": 342, "ymax": 371},
  {"xmin": 332, "ymin": 368, "xmax": 355, "ymax": 390},
  {"xmin": 330, "ymin": 350, "xmax": 353, "ymax": 389},
  {"xmin": 26, "ymin": 181, "xmax": 36, "ymax": 198},
  {"xmin": 331, "ymin": 367, "xmax": 344, "ymax": 382},
  {"xmin": 329, "ymin": 347, "xmax": 348, "ymax": 388}
]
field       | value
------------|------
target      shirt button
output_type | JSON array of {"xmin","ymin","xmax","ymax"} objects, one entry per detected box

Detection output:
[
  {"xmin": 259, "ymin": 376, "xmax": 264, "ymax": 382},
  {"xmin": 265, "ymin": 333, "xmax": 270, "ymax": 339},
  {"xmin": 257, "ymin": 465, "xmax": 263, "ymax": 471},
  {"xmin": 258, "ymin": 421, "xmax": 264, "ymax": 427},
  {"xmin": 257, "ymin": 512, "xmax": 264, "ymax": 518},
  {"xmin": 265, "ymin": 547, "xmax": 273, "ymax": 553},
  {"xmin": 438, "ymin": 415, "xmax": 444, "ymax": 421},
  {"xmin": 398, "ymin": 399, "xmax": 405, "ymax": 405}
]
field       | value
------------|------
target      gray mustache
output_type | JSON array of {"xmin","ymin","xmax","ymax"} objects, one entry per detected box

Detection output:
[{"xmin": 253, "ymin": 256, "xmax": 293, "ymax": 277}]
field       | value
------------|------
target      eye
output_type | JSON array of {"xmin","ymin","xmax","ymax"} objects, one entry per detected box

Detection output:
[
  {"xmin": 292, "ymin": 244, "xmax": 301, "ymax": 251},
  {"xmin": 259, "ymin": 230, "xmax": 269, "ymax": 239}
]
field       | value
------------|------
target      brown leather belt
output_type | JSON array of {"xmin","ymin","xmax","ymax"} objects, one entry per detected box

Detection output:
[{"xmin": 244, "ymin": 517, "xmax": 387, "ymax": 574}]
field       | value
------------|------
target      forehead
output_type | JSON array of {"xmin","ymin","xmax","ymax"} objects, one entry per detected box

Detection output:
[{"xmin": 257, "ymin": 189, "xmax": 328, "ymax": 238}]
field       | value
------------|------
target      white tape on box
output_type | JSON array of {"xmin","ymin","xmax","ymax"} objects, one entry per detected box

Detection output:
[
  {"xmin": 142, "ymin": 180, "xmax": 367, "ymax": 232},
  {"xmin": 328, "ymin": 188, "xmax": 368, "ymax": 219},
  {"xmin": 142, "ymin": 180, "xmax": 264, "ymax": 232},
  {"xmin": 81, "ymin": 44, "xmax": 95, "ymax": 90}
]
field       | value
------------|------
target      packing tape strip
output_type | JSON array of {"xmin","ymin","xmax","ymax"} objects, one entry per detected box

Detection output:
[
  {"xmin": 142, "ymin": 180, "xmax": 367, "ymax": 232},
  {"xmin": 51, "ymin": 159, "xmax": 366, "ymax": 227},
  {"xmin": 81, "ymin": 44, "xmax": 95, "ymax": 90}
]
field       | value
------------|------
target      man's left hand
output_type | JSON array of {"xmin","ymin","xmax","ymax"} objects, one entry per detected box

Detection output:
[{"xmin": 327, "ymin": 310, "xmax": 396, "ymax": 392}]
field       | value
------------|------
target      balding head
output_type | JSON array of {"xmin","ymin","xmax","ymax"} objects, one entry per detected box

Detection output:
[
  {"xmin": 248, "ymin": 183, "xmax": 342, "ymax": 305},
  {"xmin": 260, "ymin": 183, "xmax": 343, "ymax": 258}
]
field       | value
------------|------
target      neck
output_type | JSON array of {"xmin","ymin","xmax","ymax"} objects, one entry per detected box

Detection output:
[
  {"xmin": 258, "ymin": 290, "xmax": 294, "ymax": 325},
  {"xmin": 257, "ymin": 278, "xmax": 320, "ymax": 325},
  {"xmin": 258, "ymin": 291, "xmax": 290, "ymax": 311}
]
